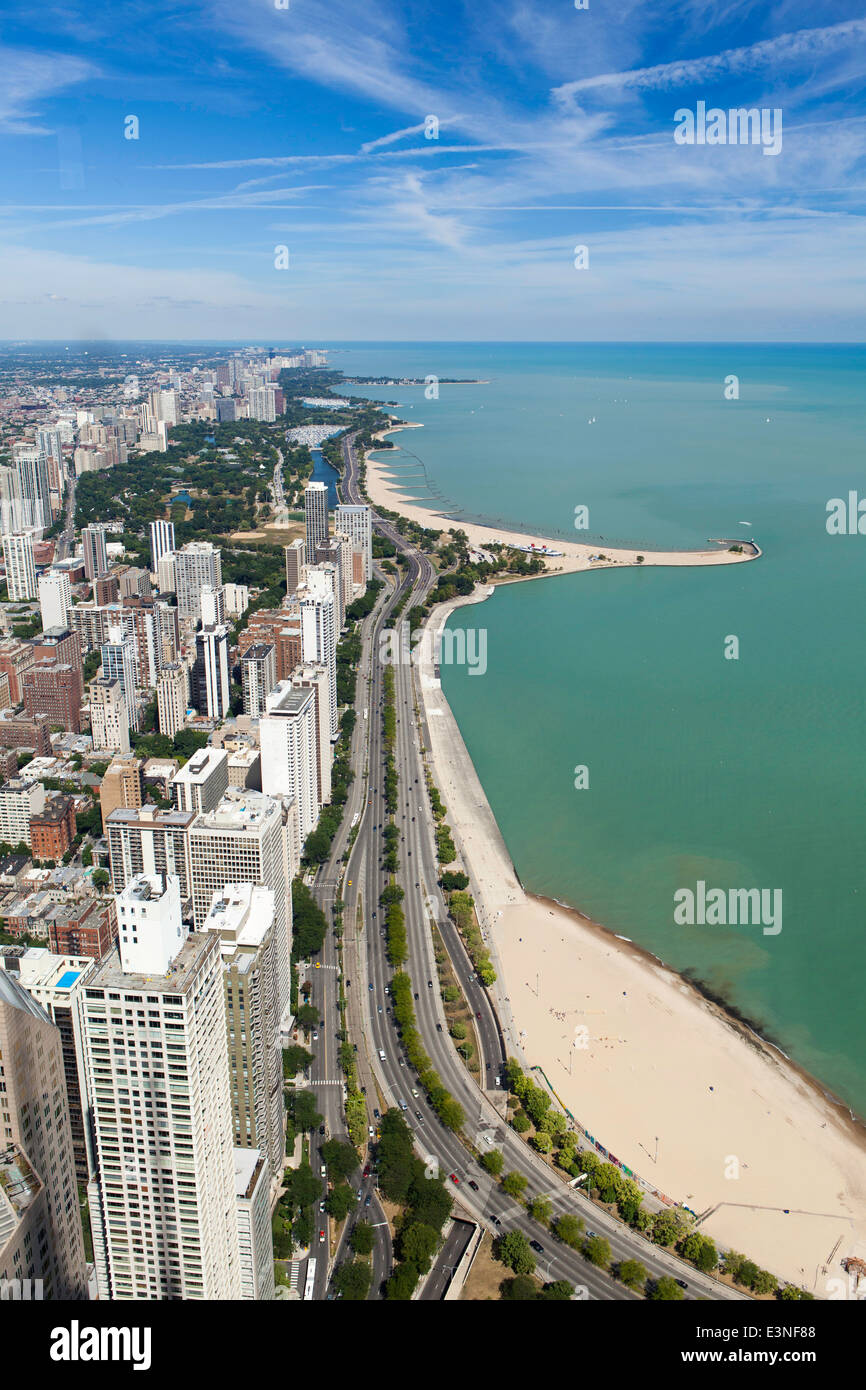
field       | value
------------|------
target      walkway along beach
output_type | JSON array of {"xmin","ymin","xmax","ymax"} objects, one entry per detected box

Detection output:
[{"xmin": 365, "ymin": 432, "xmax": 866, "ymax": 1293}]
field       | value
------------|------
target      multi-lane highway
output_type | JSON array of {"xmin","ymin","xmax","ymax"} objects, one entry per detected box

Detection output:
[{"xmin": 313, "ymin": 428, "xmax": 747, "ymax": 1302}]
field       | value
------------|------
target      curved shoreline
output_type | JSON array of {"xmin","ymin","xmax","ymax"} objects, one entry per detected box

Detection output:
[{"xmin": 366, "ymin": 422, "xmax": 762, "ymax": 573}]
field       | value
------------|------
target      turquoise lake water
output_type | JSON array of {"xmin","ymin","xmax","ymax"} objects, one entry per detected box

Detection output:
[{"xmin": 332, "ymin": 342, "xmax": 866, "ymax": 1119}]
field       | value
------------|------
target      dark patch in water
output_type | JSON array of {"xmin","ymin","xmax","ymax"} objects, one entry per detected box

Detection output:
[{"xmin": 681, "ymin": 968, "xmax": 781, "ymax": 1049}]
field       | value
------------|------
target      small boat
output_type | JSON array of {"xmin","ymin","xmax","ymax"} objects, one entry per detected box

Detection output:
[{"xmin": 738, "ymin": 520, "xmax": 751, "ymax": 526}]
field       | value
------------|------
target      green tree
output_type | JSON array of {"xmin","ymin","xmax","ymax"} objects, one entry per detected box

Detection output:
[
  {"xmin": 290, "ymin": 1091, "xmax": 323, "ymax": 1132},
  {"xmin": 583, "ymin": 1235, "xmax": 611, "ymax": 1269},
  {"xmin": 618, "ymin": 1259, "xmax": 647, "ymax": 1291},
  {"xmin": 480, "ymin": 1149, "xmax": 504, "ymax": 1176},
  {"xmin": 501, "ymin": 1171, "xmax": 528, "ymax": 1200},
  {"xmin": 320, "ymin": 1139, "xmax": 359, "ymax": 1181},
  {"xmin": 511, "ymin": 1111, "xmax": 531, "ymax": 1134},
  {"xmin": 496, "ymin": 1230, "xmax": 536, "ymax": 1276},
  {"xmin": 650, "ymin": 1276, "xmax": 685, "ymax": 1301},
  {"xmin": 500, "ymin": 1274, "xmax": 538, "ymax": 1301},
  {"xmin": 325, "ymin": 1183, "xmax": 356, "ymax": 1223},
  {"xmin": 334, "ymin": 1259, "xmax": 371, "ymax": 1301},
  {"xmin": 399, "ymin": 1221, "xmax": 440, "ymax": 1272},
  {"xmin": 350, "ymin": 1222, "xmax": 375, "ymax": 1256},
  {"xmin": 553, "ymin": 1214, "xmax": 584, "ymax": 1249},
  {"xmin": 678, "ymin": 1231, "xmax": 718, "ymax": 1272},
  {"xmin": 750, "ymin": 1269, "xmax": 778, "ymax": 1296},
  {"xmin": 385, "ymin": 1262, "xmax": 421, "ymax": 1300},
  {"xmin": 528, "ymin": 1195, "xmax": 552, "ymax": 1226}
]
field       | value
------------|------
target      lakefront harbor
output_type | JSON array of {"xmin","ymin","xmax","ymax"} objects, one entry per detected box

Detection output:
[{"xmin": 366, "ymin": 430, "xmax": 866, "ymax": 1294}]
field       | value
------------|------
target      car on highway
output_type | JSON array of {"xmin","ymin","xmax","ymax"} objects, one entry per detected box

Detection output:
[
  {"xmin": 312, "ymin": 1031, "xmax": 319, "ymax": 1040},
  {"xmin": 319, "ymin": 1124, "xmax": 325, "ymax": 1136},
  {"xmin": 320, "ymin": 1165, "xmax": 326, "ymax": 1178},
  {"xmin": 398, "ymin": 1099, "xmax": 407, "ymax": 1111},
  {"xmin": 368, "ymin": 982, "xmax": 373, "ymax": 991},
  {"xmin": 676, "ymin": 1279, "xmax": 688, "ymax": 1289},
  {"xmin": 468, "ymin": 1180, "xmax": 479, "ymax": 1192},
  {"xmin": 319, "ymin": 1201, "xmax": 325, "ymax": 1212},
  {"xmin": 414, "ymin": 992, "xmax": 419, "ymax": 1000},
  {"xmin": 449, "ymin": 1173, "xmax": 460, "ymax": 1186},
  {"xmin": 428, "ymin": 980, "xmax": 433, "ymax": 989},
  {"xmin": 476, "ymin": 1012, "xmax": 481, "ymax": 1020},
  {"xmin": 319, "ymin": 1229, "xmax": 326, "ymax": 1244},
  {"xmin": 489, "ymin": 1214, "xmax": 501, "ymax": 1228},
  {"xmin": 436, "ymin": 1023, "xmax": 443, "ymax": 1032},
  {"xmin": 411, "ymin": 1088, "xmax": 418, "ymax": 1097},
  {"xmin": 363, "ymin": 1165, "xmax": 370, "ymax": 1178},
  {"xmin": 368, "ymin": 1126, "xmax": 374, "ymax": 1138},
  {"xmin": 364, "ymin": 1195, "xmax": 372, "ymax": 1207},
  {"xmin": 415, "ymin": 1110, "xmax": 423, "ymax": 1120},
  {"xmin": 529, "ymin": 1240, "xmax": 545, "ymax": 1255}
]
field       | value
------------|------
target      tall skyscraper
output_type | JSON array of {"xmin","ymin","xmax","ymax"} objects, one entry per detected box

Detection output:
[
  {"xmin": 192, "ymin": 624, "xmax": 231, "ymax": 720},
  {"xmin": 300, "ymin": 574, "xmax": 338, "ymax": 737},
  {"xmin": 200, "ymin": 583, "xmax": 226, "ymax": 627},
  {"xmin": 188, "ymin": 789, "xmax": 292, "ymax": 1021},
  {"xmin": 38, "ymin": 569, "xmax": 72, "ymax": 630},
  {"xmin": 90, "ymin": 676, "xmax": 130, "ymax": 754},
  {"xmin": 149, "ymin": 517, "xmax": 175, "ymax": 573},
  {"xmin": 82, "ymin": 873, "xmax": 242, "ymax": 1300},
  {"xmin": 284, "ymin": 537, "xmax": 306, "ymax": 594},
  {"xmin": 260, "ymin": 682, "xmax": 319, "ymax": 854},
  {"xmin": 82, "ymin": 525, "xmax": 109, "ymax": 582},
  {"xmin": 157, "ymin": 661, "xmax": 188, "ymax": 738},
  {"xmin": 175, "ymin": 542, "xmax": 222, "ymax": 624},
  {"xmin": 291, "ymin": 661, "xmax": 333, "ymax": 805},
  {"xmin": 13, "ymin": 444, "xmax": 52, "ymax": 530},
  {"xmin": 0, "ymin": 972, "xmax": 88, "ymax": 1299},
  {"xmin": 335, "ymin": 502, "xmax": 373, "ymax": 581},
  {"xmin": 2, "ymin": 532, "xmax": 37, "ymax": 601},
  {"xmin": 204, "ymin": 885, "xmax": 283, "ymax": 1182},
  {"xmin": 241, "ymin": 643, "xmax": 276, "ymax": 718},
  {"xmin": 304, "ymin": 480, "xmax": 328, "ymax": 557},
  {"xmin": 101, "ymin": 625, "xmax": 139, "ymax": 732}
]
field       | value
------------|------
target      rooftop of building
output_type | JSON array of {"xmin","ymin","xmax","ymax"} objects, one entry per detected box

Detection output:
[
  {"xmin": 172, "ymin": 746, "xmax": 227, "ymax": 784},
  {"xmin": 85, "ymin": 924, "xmax": 215, "ymax": 994},
  {"xmin": 233, "ymin": 1146, "xmax": 265, "ymax": 1201},
  {"xmin": 0, "ymin": 945, "xmax": 94, "ymax": 993},
  {"xmin": 265, "ymin": 682, "xmax": 313, "ymax": 717},
  {"xmin": 30, "ymin": 796, "xmax": 73, "ymax": 826},
  {"xmin": 191, "ymin": 786, "xmax": 277, "ymax": 834},
  {"xmin": 242, "ymin": 643, "xmax": 274, "ymax": 661},
  {"xmin": 107, "ymin": 803, "xmax": 196, "ymax": 830},
  {"xmin": 204, "ymin": 883, "xmax": 275, "ymax": 955},
  {"xmin": 226, "ymin": 746, "xmax": 260, "ymax": 767}
]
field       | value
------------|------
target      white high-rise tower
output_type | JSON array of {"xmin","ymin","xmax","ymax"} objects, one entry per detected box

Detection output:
[{"xmin": 81, "ymin": 873, "xmax": 242, "ymax": 1300}]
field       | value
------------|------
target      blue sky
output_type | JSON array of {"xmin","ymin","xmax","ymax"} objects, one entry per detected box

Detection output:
[{"xmin": 0, "ymin": 0, "xmax": 864, "ymax": 340}]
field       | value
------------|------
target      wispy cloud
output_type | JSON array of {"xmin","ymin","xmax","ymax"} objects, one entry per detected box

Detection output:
[
  {"xmin": 553, "ymin": 19, "xmax": 866, "ymax": 102},
  {"xmin": 0, "ymin": 46, "xmax": 97, "ymax": 134}
]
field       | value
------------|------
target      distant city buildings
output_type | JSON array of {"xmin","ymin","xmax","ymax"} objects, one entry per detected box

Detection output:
[
  {"xmin": 335, "ymin": 502, "xmax": 373, "ymax": 581},
  {"xmin": 149, "ymin": 518, "xmax": 175, "ymax": 574},
  {"xmin": 175, "ymin": 542, "xmax": 222, "ymax": 624},
  {"xmin": 90, "ymin": 676, "xmax": 130, "ymax": 754},
  {"xmin": 157, "ymin": 662, "xmax": 188, "ymax": 738},
  {"xmin": 38, "ymin": 569, "xmax": 72, "ymax": 631},
  {"xmin": 81, "ymin": 525, "xmax": 108, "ymax": 581},
  {"xmin": 192, "ymin": 624, "xmax": 231, "ymax": 720},
  {"xmin": 304, "ymin": 480, "xmax": 328, "ymax": 556},
  {"xmin": 241, "ymin": 643, "xmax": 276, "ymax": 718},
  {"xmin": 100, "ymin": 626, "xmax": 139, "ymax": 733},
  {"xmin": 2, "ymin": 531, "xmax": 38, "ymax": 601}
]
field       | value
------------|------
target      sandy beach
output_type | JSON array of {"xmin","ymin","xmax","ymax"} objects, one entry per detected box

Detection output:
[
  {"xmin": 366, "ymin": 423, "xmax": 761, "ymax": 574},
  {"xmin": 415, "ymin": 586, "xmax": 866, "ymax": 1296}
]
